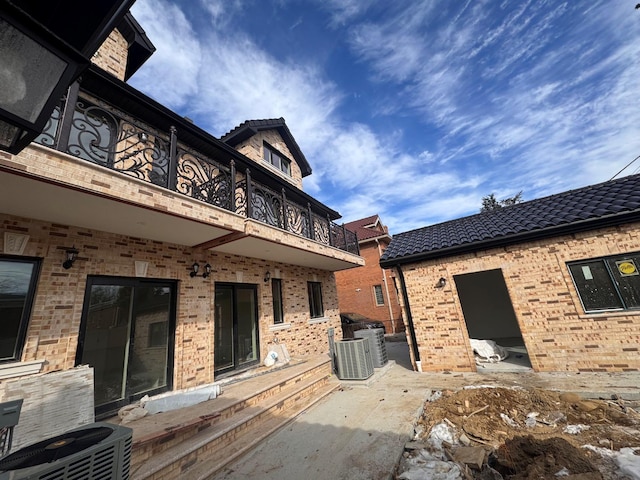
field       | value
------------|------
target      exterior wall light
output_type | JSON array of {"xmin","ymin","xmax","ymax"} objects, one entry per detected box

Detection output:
[
  {"xmin": 62, "ymin": 246, "xmax": 79, "ymax": 269},
  {"xmin": 435, "ymin": 277, "xmax": 446, "ymax": 288},
  {"xmin": 190, "ymin": 262, "xmax": 199, "ymax": 277},
  {"xmin": 264, "ymin": 271, "xmax": 271, "ymax": 283},
  {"xmin": 190, "ymin": 262, "xmax": 211, "ymax": 278}
]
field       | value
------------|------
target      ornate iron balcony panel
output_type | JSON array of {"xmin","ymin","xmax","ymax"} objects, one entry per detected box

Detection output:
[
  {"xmin": 285, "ymin": 202, "xmax": 310, "ymax": 238},
  {"xmin": 30, "ymin": 86, "xmax": 360, "ymax": 256},
  {"xmin": 176, "ymin": 147, "xmax": 233, "ymax": 210},
  {"xmin": 250, "ymin": 182, "xmax": 284, "ymax": 228}
]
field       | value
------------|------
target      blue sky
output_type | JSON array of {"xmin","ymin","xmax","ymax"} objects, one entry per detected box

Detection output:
[{"xmin": 129, "ymin": 0, "xmax": 640, "ymax": 234}]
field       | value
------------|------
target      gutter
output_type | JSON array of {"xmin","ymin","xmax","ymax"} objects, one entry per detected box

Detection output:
[
  {"xmin": 395, "ymin": 265, "xmax": 421, "ymax": 368},
  {"xmin": 376, "ymin": 239, "xmax": 396, "ymax": 332}
]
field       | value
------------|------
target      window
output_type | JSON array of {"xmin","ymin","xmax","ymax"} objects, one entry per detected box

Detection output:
[
  {"xmin": 568, "ymin": 253, "xmax": 640, "ymax": 312},
  {"xmin": 307, "ymin": 282, "xmax": 324, "ymax": 318},
  {"xmin": 0, "ymin": 257, "xmax": 40, "ymax": 362},
  {"xmin": 374, "ymin": 285, "xmax": 384, "ymax": 306},
  {"xmin": 272, "ymin": 279, "xmax": 284, "ymax": 324},
  {"xmin": 263, "ymin": 144, "xmax": 291, "ymax": 176}
]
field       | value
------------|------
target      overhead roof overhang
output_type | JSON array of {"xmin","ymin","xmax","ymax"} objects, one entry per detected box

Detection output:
[
  {"xmin": 12, "ymin": 0, "xmax": 136, "ymax": 57},
  {"xmin": 0, "ymin": 165, "xmax": 362, "ymax": 271}
]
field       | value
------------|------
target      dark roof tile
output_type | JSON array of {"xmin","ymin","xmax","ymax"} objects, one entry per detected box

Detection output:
[{"xmin": 381, "ymin": 174, "xmax": 640, "ymax": 266}]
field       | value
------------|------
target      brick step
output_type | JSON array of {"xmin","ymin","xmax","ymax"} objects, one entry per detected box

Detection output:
[
  {"xmin": 130, "ymin": 358, "xmax": 337, "ymax": 479},
  {"xmin": 186, "ymin": 381, "xmax": 338, "ymax": 480},
  {"xmin": 129, "ymin": 358, "xmax": 332, "ymax": 470}
]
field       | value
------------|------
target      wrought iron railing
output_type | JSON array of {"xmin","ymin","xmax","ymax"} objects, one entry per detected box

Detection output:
[{"xmin": 34, "ymin": 87, "xmax": 359, "ymax": 255}]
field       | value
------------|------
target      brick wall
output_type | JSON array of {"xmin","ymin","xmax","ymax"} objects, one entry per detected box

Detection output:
[
  {"xmin": 335, "ymin": 240, "xmax": 404, "ymax": 333},
  {"xmin": 1, "ymin": 214, "xmax": 340, "ymax": 391},
  {"xmin": 91, "ymin": 29, "xmax": 129, "ymax": 81},
  {"xmin": 398, "ymin": 224, "xmax": 640, "ymax": 373}
]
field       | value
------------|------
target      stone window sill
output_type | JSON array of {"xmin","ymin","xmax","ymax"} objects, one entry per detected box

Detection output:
[
  {"xmin": 269, "ymin": 323, "xmax": 291, "ymax": 331},
  {"xmin": 308, "ymin": 317, "xmax": 330, "ymax": 324},
  {"xmin": 0, "ymin": 360, "xmax": 46, "ymax": 380}
]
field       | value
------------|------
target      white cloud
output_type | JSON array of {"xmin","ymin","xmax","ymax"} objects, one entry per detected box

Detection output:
[
  {"xmin": 128, "ymin": 0, "xmax": 640, "ymax": 235},
  {"xmin": 129, "ymin": 0, "xmax": 202, "ymax": 109}
]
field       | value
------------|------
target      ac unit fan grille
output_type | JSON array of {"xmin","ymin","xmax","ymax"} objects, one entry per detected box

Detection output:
[
  {"xmin": 335, "ymin": 338, "xmax": 374, "ymax": 380},
  {"xmin": 0, "ymin": 423, "xmax": 132, "ymax": 480}
]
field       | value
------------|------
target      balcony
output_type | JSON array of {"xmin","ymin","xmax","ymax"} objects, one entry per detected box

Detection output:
[{"xmin": 1, "ymin": 66, "xmax": 360, "ymax": 270}]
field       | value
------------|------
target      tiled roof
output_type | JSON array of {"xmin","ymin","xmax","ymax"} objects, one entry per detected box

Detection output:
[
  {"xmin": 344, "ymin": 215, "xmax": 391, "ymax": 242},
  {"xmin": 221, "ymin": 118, "xmax": 312, "ymax": 177},
  {"xmin": 380, "ymin": 174, "xmax": 640, "ymax": 267}
]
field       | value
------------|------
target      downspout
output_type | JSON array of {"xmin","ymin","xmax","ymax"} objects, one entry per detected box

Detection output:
[
  {"xmin": 395, "ymin": 265, "xmax": 421, "ymax": 371},
  {"xmin": 376, "ymin": 239, "xmax": 396, "ymax": 333}
]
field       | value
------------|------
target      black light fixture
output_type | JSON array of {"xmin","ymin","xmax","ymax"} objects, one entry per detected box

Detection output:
[
  {"xmin": 190, "ymin": 262, "xmax": 211, "ymax": 278},
  {"xmin": 435, "ymin": 277, "xmax": 446, "ymax": 288},
  {"xmin": 202, "ymin": 263, "xmax": 211, "ymax": 278},
  {"xmin": 264, "ymin": 271, "xmax": 271, "ymax": 283},
  {"xmin": 0, "ymin": 4, "xmax": 86, "ymax": 153},
  {"xmin": 0, "ymin": 1, "xmax": 134, "ymax": 154},
  {"xmin": 190, "ymin": 262, "xmax": 199, "ymax": 278},
  {"xmin": 62, "ymin": 246, "xmax": 79, "ymax": 269}
]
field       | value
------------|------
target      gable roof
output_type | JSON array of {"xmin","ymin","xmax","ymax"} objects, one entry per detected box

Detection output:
[
  {"xmin": 221, "ymin": 118, "xmax": 312, "ymax": 177},
  {"xmin": 380, "ymin": 174, "xmax": 640, "ymax": 267},
  {"xmin": 345, "ymin": 215, "xmax": 391, "ymax": 243}
]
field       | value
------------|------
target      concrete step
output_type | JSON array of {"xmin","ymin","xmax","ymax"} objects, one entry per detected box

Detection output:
[{"xmin": 130, "ymin": 357, "xmax": 338, "ymax": 480}]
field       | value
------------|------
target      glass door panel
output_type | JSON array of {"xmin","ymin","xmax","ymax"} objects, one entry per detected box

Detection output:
[
  {"xmin": 77, "ymin": 278, "xmax": 176, "ymax": 417},
  {"xmin": 237, "ymin": 287, "xmax": 257, "ymax": 366},
  {"xmin": 80, "ymin": 285, "xmax": 133, "ymax": 408},
  {"xmin": 214, "ymin": 286, "xmax": 234, "ymax": 371},
  {"xmin": 214, "ymin": 284, "xmax": 259, "ymax": 374},
  {"xmin": 128, "ymin": 285, "xmax": 172, "ymax": 397}
]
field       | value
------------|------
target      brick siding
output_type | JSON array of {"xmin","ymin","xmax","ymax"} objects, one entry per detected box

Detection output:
[
  {"xmin": 1, "ymin": 213, "xmax": 341, "ymax": 391},
  {"xmin": 398, "ymin": 225, "xmax": 640, "ymax": 372},
  {"xmin": 335, "ymin": 240, "xmax": 404, "ymax": 333}
]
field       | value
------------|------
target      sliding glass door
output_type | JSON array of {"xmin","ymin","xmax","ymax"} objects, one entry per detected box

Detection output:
[
  {"xmin": 214, "ymin": 284, "xmax": 259, "ymax": 375},
  {"xmin": 76, "ymin": 277, "xmax": 176, "ymax": 417}
]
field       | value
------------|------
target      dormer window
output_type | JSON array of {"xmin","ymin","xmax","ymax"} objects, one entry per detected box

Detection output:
[{"xmin": 263, "ymin": 144, "xmax": 291, "ymax": 176}]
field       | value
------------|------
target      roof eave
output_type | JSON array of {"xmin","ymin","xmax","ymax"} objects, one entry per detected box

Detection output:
[{"xmin": 380, "ymin": 211, "xmax": 640, "ymax": 269}]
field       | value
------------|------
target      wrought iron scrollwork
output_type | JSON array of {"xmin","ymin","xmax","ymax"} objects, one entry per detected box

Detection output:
[
  {"xmin": 66, "ymin": 100, "xmax": 118, "ymax": 166},
  {"xmin": 235, "ymin": 178, "xmax": 248, "ymax": 216},
  {"xmin": 250, "ymin": 183, "xmax": 284, "ymax": 228},
  {"xmin": 176, "ymin": 148, "xmax": 233, "ymax": 210},
  {"xmin": 285, "ymin": 203, "xmax": 310, "ymax": 237},
  {"xmin": 313, "ymin": 215, "xmax": 330, "ymax": 245},
  {"xmin": 30, "ymin": 91, "xmax": 361, "ymax": 254},
  {"xmin": 34, "ymin": 105, "xmax": 62, "ymax": 147}
]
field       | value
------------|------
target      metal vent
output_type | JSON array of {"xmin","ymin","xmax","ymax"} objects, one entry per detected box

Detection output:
[
  {"xmin": 354, "ymin": 328, "xmax": 388, "ymax": 368},
  {"xmin": 335, "ymin": 338, "xmax": 374, "ymax": 380},
  {"xmin": 0, "ymin": 423, "xmax": 132, "ymax": 480}
]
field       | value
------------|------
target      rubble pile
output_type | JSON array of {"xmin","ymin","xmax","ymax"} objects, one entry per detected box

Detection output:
[{"xmin": 396, "ymin": 387, "xmax": 640, "ymax": 480}]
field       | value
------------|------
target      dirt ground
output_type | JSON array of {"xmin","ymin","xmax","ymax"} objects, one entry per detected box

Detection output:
[{"xmin": 404, "ymin": 387, "xmax": 640, "ymax": 479}]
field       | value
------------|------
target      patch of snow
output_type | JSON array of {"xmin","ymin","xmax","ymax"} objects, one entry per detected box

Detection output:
[
  {"xmin": 398, "ymin": 451, "xmax": 463, "ymax": 480},
  {"xmin": 428, "ymin": 422, "xmax": 458, "ymax": 449},
  {"xmin": 563, "ymin": 424, "xmax": 590, "ymax": 434},
  {"xmin": 583, "ymin": 445, "xmax": 640, "ymax": 480}
]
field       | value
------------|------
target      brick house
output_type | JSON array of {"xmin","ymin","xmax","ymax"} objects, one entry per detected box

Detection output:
[
  {"xmin": 0, "ymin": 10, "xmax": 362, "ymax": 442},
  {"xmin": 334, "ymin": 215, "xmax": 404, "ymax": 333},
  {"xmin": 380, "ymin": 175, "xmax": 640, "ymax": 373}
]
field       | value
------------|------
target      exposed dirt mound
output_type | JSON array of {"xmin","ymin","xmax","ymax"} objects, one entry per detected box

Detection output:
[
  {"xmin": 401, "ymin": 387, "xmax": 640, "ymax": 479},
  {"xmin": 493, "ymin": 436, "xmax": 601, "ymax": 479}
]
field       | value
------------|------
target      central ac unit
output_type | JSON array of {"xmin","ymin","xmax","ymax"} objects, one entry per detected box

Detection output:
[
  {"xmin": 0, "ymin": 422, "xmax": 132, "ymax": 480},
  {"xmin": 335, "ymin": 338, "xmax": 374, "ymax": 380}
]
